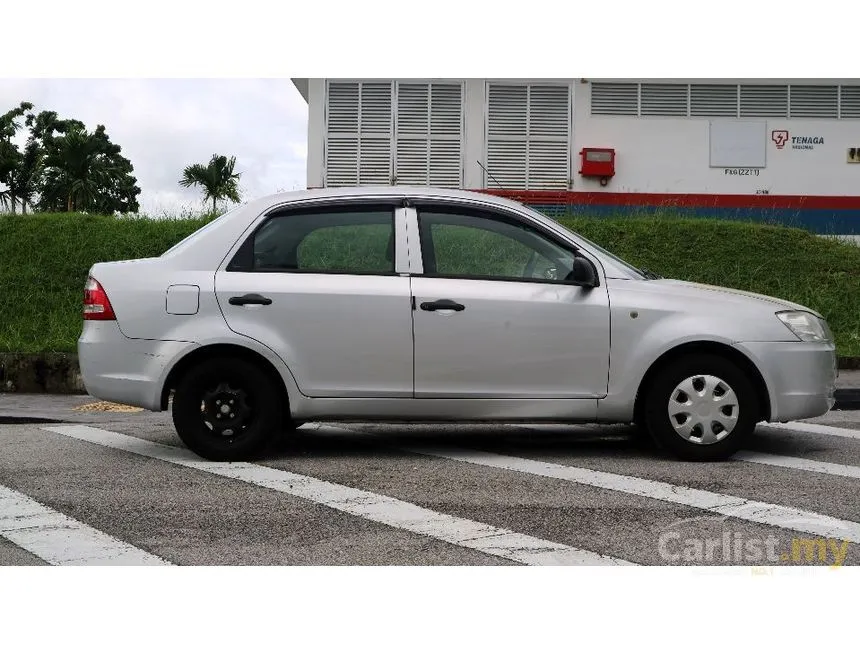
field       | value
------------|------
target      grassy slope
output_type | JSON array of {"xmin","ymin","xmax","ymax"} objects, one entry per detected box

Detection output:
[
  {"xmin": 559, "ymin": 215, "xmax": 860, "ymax": 356},
  {"xmin": 1, "ymin": 212, "xmax": 858, "ymax": 356},
  {"xmin": 0, "ymin": 213, "xmax": 214, "ymax": 354}
]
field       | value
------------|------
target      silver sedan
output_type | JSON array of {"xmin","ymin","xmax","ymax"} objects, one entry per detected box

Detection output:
[{"xmin": 78, "ymin": 187, "xmax": 837, "ymax": 461}]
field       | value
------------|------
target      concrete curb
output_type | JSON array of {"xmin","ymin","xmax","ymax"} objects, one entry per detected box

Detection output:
[
  {"xmin": 836, "ymin": 389, "xmax": 860, "ymax": 411},
  {"xmin": 0, "ymin": 353, "xmax": 86, "ymax": 394},
  {"xmin": 2, "ymin": 352, "xmax": 859, "ymax": 406},
  {"xmin": 839, "ymin": 357, "xmax": 860, "ymax": 370}
]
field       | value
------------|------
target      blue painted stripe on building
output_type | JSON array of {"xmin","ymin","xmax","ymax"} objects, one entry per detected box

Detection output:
[{"xmin": 528, "ymin": 203, "xmax": 860, "ymax": 235}]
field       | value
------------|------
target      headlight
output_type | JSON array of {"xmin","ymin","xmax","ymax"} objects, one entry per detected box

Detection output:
[{"xmin": 776, "ymin": 311, "xmax": 832, "ymax": 342}]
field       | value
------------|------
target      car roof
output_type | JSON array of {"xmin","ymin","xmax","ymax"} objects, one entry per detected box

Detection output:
[{"xmin": 242, "ymin": 186, "xmax": 527, "ymax": 213}]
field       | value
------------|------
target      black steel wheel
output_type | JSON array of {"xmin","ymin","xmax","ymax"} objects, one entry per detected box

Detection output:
[{"xmin": 171, "ymin": 357, "xmax": 283, "ymax": 461}]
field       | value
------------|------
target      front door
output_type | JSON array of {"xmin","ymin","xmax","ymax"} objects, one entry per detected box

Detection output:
[
  {"xmin": 216, "ymin": 203, "xmax": 413, "ymax": 398},
  {"xmin": 410, "ymin": 206, "xmax": 611, "ymax": 399}
]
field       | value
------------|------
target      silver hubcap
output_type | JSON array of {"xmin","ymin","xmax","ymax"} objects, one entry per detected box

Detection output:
[{"xmin": 667, "ymin": 375, "xmax": 739, "ymax": 445}]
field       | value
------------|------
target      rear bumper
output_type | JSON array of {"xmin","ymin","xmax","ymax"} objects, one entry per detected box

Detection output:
[
  {"xmin": 78, "ymin": 321, "xmax": 195, "ymax": 411},
  {"xmin": 738, "ymin": 340, "xmax": 837, "ymax": 422}
]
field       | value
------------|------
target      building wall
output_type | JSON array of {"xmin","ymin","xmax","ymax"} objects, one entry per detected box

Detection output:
[
  {"xmin": 306, "ymin": 78, "xmax": 326, "ymax": 190},
  {"xmin": 572, "ymin": 80, "xmax": 860, "ymax": 197},
  {"xmin": 462, "ymin": 79, "xmax": 486, "ymax": 189},
  {"xmin": 303, "ymin": 78, "xmax": 860, "ymax": 233}
]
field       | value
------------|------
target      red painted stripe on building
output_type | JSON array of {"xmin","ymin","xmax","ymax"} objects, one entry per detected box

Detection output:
[{"xmin": 480, "ymin": 190, "xmax": 860, "ymax": 210}]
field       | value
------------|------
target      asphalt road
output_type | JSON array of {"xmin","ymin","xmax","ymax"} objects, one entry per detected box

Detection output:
[{"xmin": 1, "ymin": 393, "xmax": 860, "ymax": 567}]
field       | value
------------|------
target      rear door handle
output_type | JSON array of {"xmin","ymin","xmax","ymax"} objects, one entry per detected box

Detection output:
[
  {"xmin": 229, "ymin": 293, "xmax": 272, "ymax": 306},
  {"xmin": 420, "ymin": 299, "xmax": 465, "ymax": 312}
]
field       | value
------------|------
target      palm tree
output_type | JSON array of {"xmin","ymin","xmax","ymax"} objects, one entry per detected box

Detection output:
[
  {"xmin": 42, "ymin": 126, "xmax": 121, "ymax": 212},
  {"xmin": 4, "ymin": 138, "xmax": 42, "ymax": 214},
  {"xmin": 0, "ymin": 102, "xmax": 34, "ymax": 214},
  {"xmin": 179, "ymin": 154, "xmax": 242, "ymax": 215}
]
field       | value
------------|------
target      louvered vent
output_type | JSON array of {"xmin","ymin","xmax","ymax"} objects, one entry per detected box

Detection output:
[
  {"xmin": 488, "ymin": 85, "xmax": 527, "ymax": 136},
  {"xmin": 325, "ymin": 81, "xmax": 393, "ymax": 187},
  {"xmin": 395, "ymin": 139, "xmax": 427, "ymax": 185},
  {"xmin": 640, "ymin": 83, "xmax": 688, "ymax": 116},
  {"xmin": 360, "ymin": 83, "xmax": 392, "ymax": 134},
  {"xmin": 358, "ymin": 139, "xmax": 391, "ymax": 185},
  {"xmin": 427, "ymin": 84, "xmax": 462, "ymax": 187},
  {"xmin": 430, "ymin": 84, "xmax": 462, "ymax": 137},
  {"xmin": 585, "ymin": 81, "xmax": 860, "ymax": 120},
  {"xmin": 394, "ymin": 84, "xmax": 428, "ymax": 185},
  {"xmin": 740, "ymin": 85, "xmax": 788, "ymax": 117},
  {"xmin": 486, "ymin": 140, "xmax": 527, "ymax": 190},
  {"xmin": 429, "ymin": 140, "xmax": 461, "ymax": 187},
  {"xmin": 527, "ymin": 140, "xmax": 569, "ymax": 190},
  {"xmin": 325, "ymin": 138, "xmax": 358, "ymax": 187},
  {"xmin": 590, "ymin": 83, "xmax": 638, "ymax": 116},
  {"xmin": 327, "ymin": 82, "xmax": 359, "ymax": 133},
  {"xmin": 393, "ymin": 82, "xmax": 462, "ymax": 187},
  {"xmin": 789, "ymin": 85, "xmax": 837, "ymax": 118},
  {"xmin": 840, "ymin": 86, "xmax": 860, "ymax": 118},
  {"xmin": 690, "ymin": 84, "xmax": 738, "ymax": 117},
  {"xmin": 487, "ymin": 84, "xmax": 570, "ymax": 190},
  {"xmin": 529, "ymin": 85, "xmax": 569, "ymax": 136},
  {"xmin": 528, "ymin": 86, "xmax": 569, "ymax": 188},
  {"xmin": 396, "ymin": 83, "xmax": 428, "ymax": 135}
]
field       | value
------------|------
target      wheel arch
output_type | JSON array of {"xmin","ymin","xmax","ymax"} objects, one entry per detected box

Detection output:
[
  {"xmin": 633, "ymin": 341, "xmax": 772, "ymax": 425},
  {"xmin": 160, "ymin": 343, "xmax": 291, "ymax": 417}
]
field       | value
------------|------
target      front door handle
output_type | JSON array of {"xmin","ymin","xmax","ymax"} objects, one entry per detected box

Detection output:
[
  {"xmin": 420, "ymin": 299, "xmax": 465, "ymax": 312},
  {"xmin": 229, "ymin": 293, "xmax": 272, "ymax": 306}
]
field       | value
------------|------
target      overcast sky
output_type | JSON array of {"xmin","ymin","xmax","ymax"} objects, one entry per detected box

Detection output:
[{"xmin": 0, "ymin": 79, "xmax": 308, "ymax": 214}]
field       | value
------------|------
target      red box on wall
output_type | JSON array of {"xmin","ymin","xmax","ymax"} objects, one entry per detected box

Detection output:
[{"xmin": 579, "ymin": 148, "xmax": 615, "ymax": 185}]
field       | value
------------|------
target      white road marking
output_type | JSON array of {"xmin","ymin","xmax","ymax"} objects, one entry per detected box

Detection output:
[
  {"xmin": 760, "ymin": 421, "xmax": 860, "ymax": 440},
  {"xmin": 516, "ymin": 420, "xmax": 860, "ymax": 441},
  {"xmin": 515, "ymin": 420, "xmax": 860, "ymax": 479},
  {"xmin": 42, "ymin": 425, "xmax": 633, "ymax": 566},
  {"xmin": 315, "ymin": 425, "xmax": 860, "ymax": 544},
  {"xmin": 734, "ymin": 451, "xmax": 860, "ymax": 480},
  {"xmin": 0, "ymin": 484, "xmax": 171, "ymax": 566}
]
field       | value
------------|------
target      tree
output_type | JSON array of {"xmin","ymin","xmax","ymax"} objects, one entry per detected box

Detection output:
[
  {"xmin": 35, "ymin": 117, "xmax": 141, "ymax": 214},
  {"xmin": 4, "ymin": 138, "xmax": 42, "ymax": 214},
  {"xmin": 0, "ymin": 101, "xmax": 34, "ymax": 214},
  {"xmin": 0, "ymin": 103, "xmax": 141, "ymax": 215},
  {"xmin": 179, "ymin": 154, "xmax": 242, "ymax": 215}
]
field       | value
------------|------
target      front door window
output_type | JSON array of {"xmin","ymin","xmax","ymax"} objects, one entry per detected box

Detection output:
[{"xmin": 418, "ymin": 210, "xmax": 577, "ymax": 283}]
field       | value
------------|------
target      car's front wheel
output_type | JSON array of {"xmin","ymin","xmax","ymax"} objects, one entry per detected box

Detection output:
[
  {"xmin": 643, "ymin": 354, "xmax": 759, "ymax": 461},
  {"xmin": 171, "ymin": 357, "xmax": 283, "ymax": 461}
]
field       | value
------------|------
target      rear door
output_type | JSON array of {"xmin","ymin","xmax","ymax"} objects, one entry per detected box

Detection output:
[
  {"xmin": 216, "ymin": 202, "xmax": 414, "ymax": 398},
  {"xmin": 409, "ymin": 204, "xmax": 611, "ymax": 399}
]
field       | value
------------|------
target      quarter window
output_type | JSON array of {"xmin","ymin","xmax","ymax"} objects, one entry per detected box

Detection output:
[
  {"xmin": 249, "ymin": 208, "xmax": 395, "ymax": 274},
  {"xmin": 418, "ymin": 210, "xmax": 578, "ymax": 282}
]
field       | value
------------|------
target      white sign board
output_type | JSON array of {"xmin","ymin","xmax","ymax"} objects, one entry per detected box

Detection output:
[{"xmin": 709, "ymin": 120, "xmax": 766, "ymax": 168}]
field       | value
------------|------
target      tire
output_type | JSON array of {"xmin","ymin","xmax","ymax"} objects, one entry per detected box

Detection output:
[
  {"xmin": 643, "ymin": 354, "xmax": 759, "ymax": 461},
  {"xmin": 171, "ymin": 357, "xmax": 283, "ymax": 461}
]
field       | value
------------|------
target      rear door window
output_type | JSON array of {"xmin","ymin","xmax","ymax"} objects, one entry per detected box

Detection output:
[{"xmin": 235, "ymin": 208, "xmax": 396, "ymax": 274}]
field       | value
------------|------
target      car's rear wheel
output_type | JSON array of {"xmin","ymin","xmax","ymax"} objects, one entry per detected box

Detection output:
[
  {"xmin": 172, "ymin": 357, "xmax": 282, "ymax": 461},
  {"xmin": 643, "ymin": 354, "xmax": 759, "ymax": 461}
]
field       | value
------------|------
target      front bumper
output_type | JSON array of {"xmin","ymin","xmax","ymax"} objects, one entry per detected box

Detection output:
[
  {"xmin": 78, "ymin": 321, "xmax": 195, "ymax": 411},
  {"xmin": 738, "ymin": 340, "xmax": 837, "ymax": 422}
]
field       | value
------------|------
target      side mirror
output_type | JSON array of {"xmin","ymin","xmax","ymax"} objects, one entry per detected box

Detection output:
[{"xmin": 564, "ymin": 256, "xmax": 599, "ymax": 288}]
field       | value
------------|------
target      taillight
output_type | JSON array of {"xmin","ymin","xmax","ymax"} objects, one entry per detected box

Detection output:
[{"xmin": 83, "ymin": 276, "xmax": 116, "ymax": 321}]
